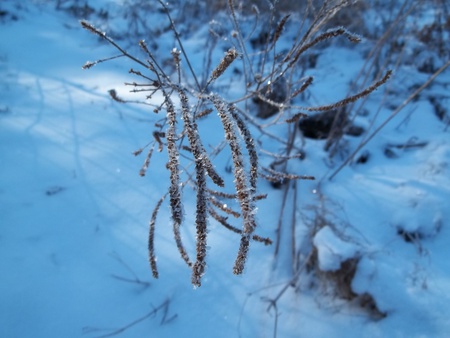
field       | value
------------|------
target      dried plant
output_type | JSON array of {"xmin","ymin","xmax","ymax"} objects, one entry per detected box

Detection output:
[{"xmin": 80, "ymin": 0, "xmax": 391, "ymax": 287}]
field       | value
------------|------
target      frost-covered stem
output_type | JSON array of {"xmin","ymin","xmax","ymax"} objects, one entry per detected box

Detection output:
[
  {"xmin": 208, "ymin": 207, "xmax": 272, "ymax": 245},
  {"xmin": 166, "ymin": 98, "xmax": 182, "ymax": 223},
  {"xmin": 209, "ymin": 197, "xmax": 240, "ymax": 218},
  {"xmin": 227, "ymin": 104, "xmax": 258, "ymax": 192},
  {"xmin": 165, "ymin": 97, "xmax": 191, "ymax": 267},
  {"xmin": 177, "ymin": 88, "xmax": 224, "ymax": 187},
  {"xmin": 303, "ymin": 70, "xmax": 392, "ymax": 112},
  {"xmin": 261, "ymin": 166, "xmax": 315, "ymax": 181},
  {"xmin": 191, "ymin": 161, "xmax": 208, "ymax": 287},
  {"xmin": 252, "ymin": 70, "xmax": 392, "ymax": 114},
  {"xmin": 285, "ymin": 27, "xmax": 361, "ymax": 71},
  {"xmin": 149, "ymin": 195, "xmax": 166, "ymax": 278},
  {"xmin": 211, "ymin": 95, "xmax": 257, "ymax": 274},
  {"xmin": 176, "ymin": 88, "xmax": 210, "ymax": 286},
  {"xmin": 139, "ymin": 146, "xmax": 154, "ymax": 177}
]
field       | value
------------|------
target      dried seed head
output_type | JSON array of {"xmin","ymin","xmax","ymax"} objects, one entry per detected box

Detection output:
[
  {"xmin": 305, "ymin": 70, "xmax": 393, "ymax": 112},
  {"xmin": 286, "ymin": 112, "xmax": 308, "ymax": 123},
  {"xmin": 272, "ymin": 14, "xmax": 290, "ymax": 46},
  {"xmin": 139, "ymin": 147, "xmax": 154, "ymax": 177},
  {"xmin": 196, "ymin": 108, "xmax": 214, "ymax": 119},
  {"xmin": 80, "ymin": 20, "xmax": 105, "ymax": 38},
  {"xmin": 108, "ymin": 89, "xmax": 125, "ymax": 103},
  {"xmin": 292, "ymin": 76, "xmax": 313, "ymax": 98},
  {"xmin": 82, "ymin": 61, "xmax": 96, "ymax": 69},
  {"xmin": 209, "ymin": 48, "xmax": 238, "ymax": 84},
  {"xmin": 149, "ymin": 195, "xmax": 166, "ymax": 279}
]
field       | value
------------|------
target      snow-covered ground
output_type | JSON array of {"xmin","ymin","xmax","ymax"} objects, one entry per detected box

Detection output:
[{"xmin": 1, "ymin": 1, "xmax": 449, "ymax": 337}]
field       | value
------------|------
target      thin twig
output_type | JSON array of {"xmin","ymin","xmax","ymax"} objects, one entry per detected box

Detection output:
[
  {"xmin": 157, "ymin": 0, "xmax": 201, "ymax": 91},
  {"xmin": 329, "ymin": 60, "xmax": 450, "ymax": 180}
]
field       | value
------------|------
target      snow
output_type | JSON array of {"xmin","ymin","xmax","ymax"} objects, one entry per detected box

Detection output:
[
  {"xmin": 313, "ymin": 226, "xmax": 359, "ymax": 271},
  {"xmin": 1, "ymin": 1, "xmax": 450, "ymax": 338}
]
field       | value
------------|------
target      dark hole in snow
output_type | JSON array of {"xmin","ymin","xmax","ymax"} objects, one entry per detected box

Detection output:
[
  {"xmin": 250, "ymin": 30, "xmax": 270, "ymax": 49},
  {"xmin": 270, "ymin": 178, "xmax": 286, "ymax": 190},
  {"xmin": 299, "ymin": 110, "xmax": 364, "ymax": 140},
  {"xmin": 356, "ymin": 150, "xmax": 370, "ymax": 164},
  {"xmin": 397, "ymin": 228, "xmax": 423, "ymax": 243},
  {"xmin": 0, "ymin": 9, "xmax": 18, "ymax": 22}
]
